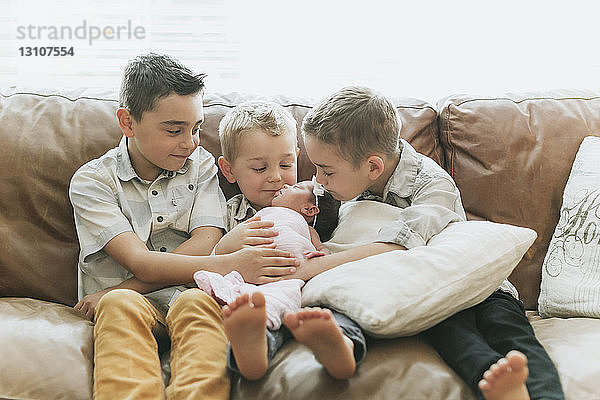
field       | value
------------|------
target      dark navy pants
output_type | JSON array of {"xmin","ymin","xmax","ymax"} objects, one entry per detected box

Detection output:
[{"xmin": 423, "ymin": 290, "xmax": 564, "ymax": 400}]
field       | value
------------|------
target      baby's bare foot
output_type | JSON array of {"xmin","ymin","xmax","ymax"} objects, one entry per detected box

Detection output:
[
  {"xmin": 284, "ymin": 308, "xmax": 355, "ymax": 379},
  {"xmin": 478, "ymin": 350, "xmax": 530, "ymax": 400},
  {"xmin": 223, "ymin": 292, "xmax": 268, "ymax": 380}
]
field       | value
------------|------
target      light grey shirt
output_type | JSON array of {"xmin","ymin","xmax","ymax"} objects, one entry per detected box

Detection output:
[
  {"xmin": 357, "ymin": 139, "xmax": 466, "ymax": 249},
  {"xmin": 357, "ymin": 139, "xmax": 518, "ymax": 298},
  {"xmin": 69, "ymin": 136, "xmax": 227, "ymax": 314},
  {"xmin": 225, "ymin": 193, "xmax": 258, "ymax": 232}
]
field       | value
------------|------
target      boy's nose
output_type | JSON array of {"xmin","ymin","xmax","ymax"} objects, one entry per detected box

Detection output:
[
  {"xmin": 315, "ymin": 170, "xmax": 326, "ymax": 184},
  {"xmin": 180, "ymin": 131, "xmax": 197, "ymax": 149},
  {"xmin": 267, "ymin": 170, "xmax": 281, "ymax": 182}
]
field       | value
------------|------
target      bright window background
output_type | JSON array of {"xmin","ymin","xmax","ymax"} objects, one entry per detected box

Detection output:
[{"xmin": 1, "ymin": 0, "xmax": 599, "ymax": 104}]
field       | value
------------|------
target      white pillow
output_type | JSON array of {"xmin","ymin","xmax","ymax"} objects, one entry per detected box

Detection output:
[
  {"xmin": 301, "ymin": 201, "xmax": 537, "ymax": 338},
  {"xmin": 538, "ymin": 136, "xmax": 600, "ymax": 318}
]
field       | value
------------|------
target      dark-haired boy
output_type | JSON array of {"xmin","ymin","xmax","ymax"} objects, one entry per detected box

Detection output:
[{"xmin": 69, "ymin": 53, "xmax": 297, "ymax": 399}]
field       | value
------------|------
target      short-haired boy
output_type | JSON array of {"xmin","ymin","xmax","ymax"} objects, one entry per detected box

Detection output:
[
  {"xmin": 69, "ymin": 54, "xmax": 296, "ymax": 399},
  {"xmin": 214, "ymin": 101, "xmax": 367, "ymax": 380},
  {"xmin": 300, "ymin": 86, "xmax": 564, "ymax": 400}
]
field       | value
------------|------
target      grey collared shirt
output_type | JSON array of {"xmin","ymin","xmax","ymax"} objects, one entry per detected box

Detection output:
[
  {"xmin": 225, "ymin": 193, "xmax": 258, "ymax": 232},
  {"xmin": 69, "ymin": 136, "xmax": 227, "ymax": 314},
  {"xmin": 357, "ymin": 139, "xmax": 519, "ymax": 298},
  {"xmin": 357, "ymin": 139, "xmax": 466, "ymax": 249}
]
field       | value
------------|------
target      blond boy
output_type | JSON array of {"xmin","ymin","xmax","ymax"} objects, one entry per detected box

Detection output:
[{"xmin": 213, "ymin": 101, "xmax": 366, "ymax": 380}]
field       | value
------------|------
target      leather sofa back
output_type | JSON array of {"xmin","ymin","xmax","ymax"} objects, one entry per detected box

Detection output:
[
  {"xmin": 0, "ymin": 88, "xmax": 122, "ymax": 305},
  {"xmin": 439, "ymin": 90, "xmax": 600, "ymax": 308},
  {"xmin": 0, "ymin": 88, "xmax": 438, "ymax": 306}
]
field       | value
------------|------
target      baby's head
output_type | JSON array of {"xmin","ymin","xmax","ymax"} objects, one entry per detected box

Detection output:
[
  {"xmin": 301, "ymin": 86, "xmax": 401, "ymax": 201},
  {"xmin": 271, "ymin": 181, "xmax": 340, "ymax": 241},
  {"xmin": 218, "ymin": 101, "xmax": 299, "ymax": 209}
]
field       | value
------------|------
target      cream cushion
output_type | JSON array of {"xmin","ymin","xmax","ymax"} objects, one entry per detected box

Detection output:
[
  {"xmin": 539, "ymin": 136, "xmax": 600, "ymax": 318},
  {"xmin": 301, "ymin": 201, "xmax": 537, "ymax": 338}
]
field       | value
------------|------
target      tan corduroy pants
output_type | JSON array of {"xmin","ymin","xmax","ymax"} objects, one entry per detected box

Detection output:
[{"xmin": 93, "ymin": 288, "xmax": 229, "ymax": 400}]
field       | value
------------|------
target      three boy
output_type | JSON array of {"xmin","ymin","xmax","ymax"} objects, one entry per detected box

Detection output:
[{"xmin": 70, "ymin": 53, "xmax": 563, "ymax": 400}]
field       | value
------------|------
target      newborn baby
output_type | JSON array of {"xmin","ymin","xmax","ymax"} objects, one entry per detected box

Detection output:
[{"xmin": 194, "ymin": 180, "xmax": 338, "ymax": 329}]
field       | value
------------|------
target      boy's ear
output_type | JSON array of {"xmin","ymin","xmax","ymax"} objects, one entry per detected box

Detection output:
[
  {"xmin": 366, "ymin": 155, "xmax": 385, "ymax": 181},
  {"xmin": 117, "ymin": 108, "xmax": 135, "ymax": 138},
  {"xmin": 218, "ymin": 156, "xmax": 237, "ymax": 184},
  {"xmin": 301, "ymin": 204, "xmax": 319, "ymax": 217}
]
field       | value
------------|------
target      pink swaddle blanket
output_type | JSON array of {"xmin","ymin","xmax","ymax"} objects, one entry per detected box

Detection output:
[
  {"xmin": 194, "ymin": 207, "xmax": 313, "ymax": 329},
  {"xmin": 194, "ymin": 270, "xmax": 304, "ymax": 330},
  {"xmin": 255, "ymin": 207, "xmax": 316, "ymax": 259}
]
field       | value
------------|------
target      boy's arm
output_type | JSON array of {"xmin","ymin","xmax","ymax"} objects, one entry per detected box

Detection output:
[
  {"xmin": 213, "ymin": 216, "xmax": 277, "ymax": 255},
  {"xmin": 308, "ymin": 226, "xmax": 327, "ymax": 252},
  {"xmin": 89, "ymin": 226, "xmax": 223, "ymax": 293},
  {"xmin": 74, "ymin": 226, "xmax": 224, "ymax": 319},
  {"xmin": 103, "ymin": 231, "xmax": 296, "ymax": 285},
  {"xmin": 375, "ymin": 172, "xmax": 466, "ymax": 249},
  {"xmin": 173, "ymin": 225, "xmax": 223, "ymax": 256},
  {"xmin": 291, "ymin": 241, "xmax": 405, "ymax": 281}
]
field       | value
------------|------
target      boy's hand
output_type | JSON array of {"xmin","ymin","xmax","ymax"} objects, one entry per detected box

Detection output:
[
  {"xmin": 74, "ymin": 288, "xmax": 112, "ymax": 321},
  {"xmin": 214, "ymin": 216, "xmax": 277, "ymax": 255},
  {"xmin": 229, "ymin": 246, "xmax": 298, "ymax": 284}
]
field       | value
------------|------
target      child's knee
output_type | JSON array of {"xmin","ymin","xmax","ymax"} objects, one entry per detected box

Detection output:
[
  {"xmin": 169, "ymin": 288, "xmax": 221, "ymax": 318},
  {"xmin": 96, "ymin": 289, "xmax": 154, "ymax": 320}
]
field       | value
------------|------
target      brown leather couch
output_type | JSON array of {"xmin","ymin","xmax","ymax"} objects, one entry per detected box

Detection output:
[{"xmin": 1, "ymin": 87, "xmax": 599, "ymax": 400}]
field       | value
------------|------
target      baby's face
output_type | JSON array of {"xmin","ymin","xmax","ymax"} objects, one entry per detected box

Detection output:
[
  {"xmin": 229, "ymin": 129, "xmax": 298, "ymax": 209},
  {"xmin": 271, "ymin": 181, "xmax": 314, "ymax": 213}
]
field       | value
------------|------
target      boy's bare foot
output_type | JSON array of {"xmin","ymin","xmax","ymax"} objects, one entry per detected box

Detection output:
[
  {"xmin": 284, "ymin": 307, "xmax": 356, "ymax": 379},
  {"xmin": 223, "ymin": 292, "xmax": 268, "ymax": 380},
  {"xmin": 478, "ymin": 350, "xmax": 530, "ymax": 400}
]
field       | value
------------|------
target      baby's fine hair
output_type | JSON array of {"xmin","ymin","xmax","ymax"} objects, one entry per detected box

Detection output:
[
  {"xmin": 219, "ymin": 101, "xmax": 297, "ymax": 162},
  {"xmin": 119, "ymin": 53, "xmax": 206, "ymax": 121},
  {"xmin": 313, "ymin": 190, "xmax": 341, "ymax": 242},
  {"xmin": 301, "ymin": 86, "xmax": 401, "ymax": 166}
]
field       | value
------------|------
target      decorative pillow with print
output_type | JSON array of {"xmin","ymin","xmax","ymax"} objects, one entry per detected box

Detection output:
[{"xmin": 539, "ymin": 136, "xmax": 600, "ymax": 318}]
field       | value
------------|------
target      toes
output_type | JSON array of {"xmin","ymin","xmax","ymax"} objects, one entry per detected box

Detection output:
[
  {"xmin": 506, "ymin": 350, "xmax": 528, "ymax": 371},
  {"xmin": 297, "ymin": 308, "xmax": 332, "ymax": 320},
  {"xmin": 234, "ymin": 293, "xmax": 249, "ymax": 308},
  {"xmin": 250, "ymin": 291, "xmax": 266, "ymax": 308},
  {"xmin": 478, "ymin": 379, "xmax": 490, "ymax": 391},
  {"xmin": 222, "ymin": 305, "xmax": 232, "ymax": 318},
  {"xmin": 284, "ymin": 313, "xmax": 300, "ymax": 329}
]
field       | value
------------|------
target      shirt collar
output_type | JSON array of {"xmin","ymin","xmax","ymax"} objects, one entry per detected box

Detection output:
[
  {"xmin": 232, "ymin": 194, "xmax": 258, "ymax": 223},
  {"xmin": 360, "ymin": 139, "xmax": 420, "ymax": 201},
  {"xmin": 116, "ymin": 136, "xmax": 195, "ymax": 182},
  {"xmin": 116, "ymin": 136, "xmax": 138, "ymax": 181}
]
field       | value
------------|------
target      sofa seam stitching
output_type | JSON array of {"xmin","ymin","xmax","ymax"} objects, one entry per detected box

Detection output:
[
  {"xmin": 1, "ymin": 91, "xmax": 118, "ymax": 103},
  {"xmin": 455, "ymin": 95, "xmax": 600, "ymax": 107}
]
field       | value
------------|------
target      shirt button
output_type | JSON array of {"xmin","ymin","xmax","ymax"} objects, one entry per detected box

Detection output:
[
  {"xmin": 157, "ymin": 216, "xmax": 164, "ymax": 222},
  {"xmin": 188, "ymin": 184, "xmax": 194, "ymax": 190},
  {"xmin": 151, "ymin": 190, "xmax": 158, "ymax": 196},
  {"xmin": 159, "ymin": 247, "xmax": 167, "ymax": 252}
]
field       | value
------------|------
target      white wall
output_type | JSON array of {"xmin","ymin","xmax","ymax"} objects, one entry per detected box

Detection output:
[{"xmin": 1, "ymin": 0, "xmax": 599, "ymax": 103}]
